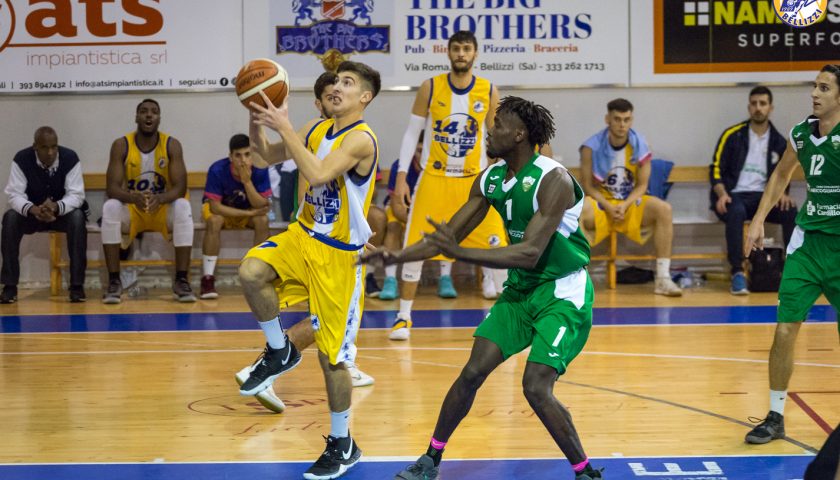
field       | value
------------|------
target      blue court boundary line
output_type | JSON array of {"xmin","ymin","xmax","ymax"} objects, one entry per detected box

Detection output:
[
  {"xmin": 0, "ymin": 305, "xmax": 835, "ymax": 334},
  {"xmin": 0, "ymin": 455, "xmax": 816, "ymax": 480}
]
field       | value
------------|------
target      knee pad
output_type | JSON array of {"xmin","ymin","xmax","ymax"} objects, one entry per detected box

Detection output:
[
  {"xmin": 401, "ymin": 260, "xmax": 423, "ymax": 282},
  {"xmin": 101, "ymin": 199, "xmax": 125, "ymax": 245},
  {"xmin": 170, "ymin": 198, "xmax": 194, "ymax": 247}
]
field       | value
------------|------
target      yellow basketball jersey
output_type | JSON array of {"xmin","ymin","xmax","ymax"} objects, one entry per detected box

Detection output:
[
  {"xmin": 598, "ymin": 144, "xmax": 644, "ymax": 201},
  {"xmin": 124, "ymin": 131, "xmax": 171, "ymax": 194},
  {"xmin": 297, "ymin": 119, "xmax": 378, "ymax": 249},
  {"xmin": 423, "ymin": 73, "xmax": 491, "ymax": 177}
]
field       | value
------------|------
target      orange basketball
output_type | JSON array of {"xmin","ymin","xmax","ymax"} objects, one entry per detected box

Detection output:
[{"xmin": 235, "ymin": 58, "xmax": 289, "ymax": 110}]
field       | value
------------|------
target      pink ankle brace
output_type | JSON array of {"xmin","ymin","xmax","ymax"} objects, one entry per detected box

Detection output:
[{"xmin": 572, "ymin": 458, "xmax": 589, "ymax": 473}]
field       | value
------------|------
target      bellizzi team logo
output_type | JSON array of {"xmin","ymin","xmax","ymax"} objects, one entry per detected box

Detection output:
[
  {"xmin": 605, "ymin": 166, "xmax": 635, "ymax": 200},
  {"xmin": 278, "ymin": 0, "xmax": 389, "ymax": 71},
  {"xmin": 305, "ymin": 181, "xmax": 342, "ymax": 225},
  {"xmin": 774, "ymin": 0, "xmax": 828, "ymax": 26},
  {"xmin": 433, "ymin": 113, "xmax": 478, "ymax": 158}
]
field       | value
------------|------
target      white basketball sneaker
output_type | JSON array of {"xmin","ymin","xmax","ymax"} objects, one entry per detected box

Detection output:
[
  {"xmin": 346, "ymin": 362, "xmax": 375, "ymax": 387},
  {"xmin": 388, "ymin": 312, "xmax": 412, "ymax": 341},
  {"xmin": 235, "ymin": 366, "xmax": 285, "ymax": 413}
]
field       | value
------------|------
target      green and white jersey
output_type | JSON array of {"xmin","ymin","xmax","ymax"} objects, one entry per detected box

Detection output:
[
  {"xmin": 791, "ymin": 117, "xmax": 840, "ymax": 235},
  {"xmin": 480, "ymin": 153, "xmax": 590, "ymax": 291}
]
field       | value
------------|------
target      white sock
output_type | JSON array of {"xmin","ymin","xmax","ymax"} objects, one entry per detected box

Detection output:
[
  {"xmin": 259, "ymin": 315, "xmax": 287, "ymax": 349},
  {"xmin": 202, "ymin": 255, "xmax": 218, "ymax": 277},
  {"xmin": 481, "ymin": 266, "xmax": 495, "ymax": 282},
  {"xmin": 399, "ymin": 299, "xmax": 413, "ymax": 318},
  {"xmin": 330, "ymin": 408, "xmax": 350, "ymax": 438},
  {"xmin": 770, "ymin": 390, "xmax": 787, "ymax": 415},
  {"xmin": 385, "ymin": 265, "xmax": 397, "ymax": 278},
  {"xmin": 656, "ymin": 258, "xmax": 671, "ymax": 279},
  {"xmin": 440, "ymin": 261, "xmax": 453, "ymax": 277}
]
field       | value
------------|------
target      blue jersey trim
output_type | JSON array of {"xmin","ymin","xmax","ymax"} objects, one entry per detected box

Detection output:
[
  {"xmin": 348, "ymin": 131, "xmax": 378, "ymax": 187},
  {"xmin": 326, "ymin": 120, "xmax": 365, "ymax": 140},
  {"xmin": 448, "ymin": 74, "xmax": 475, "ymax": 95},
  {"xmin": 304, "ymin": 119, "xmax": 327, "ymax": 150},
  {"xmin": 426, "ymin": 77, "xmax": 434, "ymax": 110},
  {"xmin": 298, "ymin": 223, "xmax": 363, "ymax": 251}
]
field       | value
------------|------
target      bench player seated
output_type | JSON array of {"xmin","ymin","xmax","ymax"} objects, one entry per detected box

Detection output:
[
  {"xmin": 199, "ymin": 134, "xmax": 271, "ymax": 299},
  {"xmin": 101, "ymin": 99, "xmax": 195, "ymax": 304}
]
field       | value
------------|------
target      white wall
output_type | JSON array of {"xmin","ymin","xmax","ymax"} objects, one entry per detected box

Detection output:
[{"xmin": 0, "ymin": 83, "xmax": 814, "ymax": 285}]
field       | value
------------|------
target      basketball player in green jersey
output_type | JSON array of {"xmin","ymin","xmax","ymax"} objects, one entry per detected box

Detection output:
[
  {"xmin": 362, "ymin": 96, "xmax": 602, "ymax": 480},
  {"xmin": 744, "ymin": 65, "xmax": 840, "ymax": 444}
]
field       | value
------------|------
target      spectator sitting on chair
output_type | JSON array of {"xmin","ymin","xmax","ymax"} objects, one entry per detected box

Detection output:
[
  {"xmin": 1, "ymin": 126, "xmax": 87, "ymax": 303},
  {"xmin": 199, "ymin": 133, "xmax": 271, "ymax": 299},
  {"xmin": 710, "ymin": 85, "xmax": 796, "ymax": 295},
  {"xmin": 101, "ymin": 99, "xmax": 195, "ymax": 304},
  {"xmin": 579, "ymin": 98, "xmax": 682, "ymax": 296}
]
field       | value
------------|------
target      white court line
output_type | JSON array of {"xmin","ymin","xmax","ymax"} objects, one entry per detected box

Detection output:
[
  {"xmin": 0, "ymin": 346, "xmax": 836, "ymax": 369},
  {"xmin": 582, "ymin": 351, "xmax": 840, "ymax": 369}
]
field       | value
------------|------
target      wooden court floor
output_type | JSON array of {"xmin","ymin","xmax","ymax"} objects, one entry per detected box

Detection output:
[{"xmin": 0, "ymin": 281, "xmax": 837, "ymax": 479}]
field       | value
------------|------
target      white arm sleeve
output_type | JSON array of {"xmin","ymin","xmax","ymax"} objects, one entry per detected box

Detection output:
[{"xmin": 397, "ymin": 114, "xmax": 426, "ymax": 173}]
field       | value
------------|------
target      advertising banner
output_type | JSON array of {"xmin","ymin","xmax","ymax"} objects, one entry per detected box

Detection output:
[
  {"xmin": 250, "ymin": 0, "xmax": 630, "ymax": 89},
  {"xmin": 0, "ymin": 0, "xmax": 242, "ymax": 93},
  {"xmin": 631, "ymin": 0, "xmax": 840, "ymax": 85}
]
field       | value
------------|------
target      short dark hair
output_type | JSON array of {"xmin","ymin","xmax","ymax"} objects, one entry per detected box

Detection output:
[
  {"xmin": 448, "ymin": 30, "xmax": 478, "ymax": 50},
  {"xmin": 497, "ymin": 96, "xmax": 555, "ymax": 148},
  {"xmin": 229, "ymin": 134, "xmax": 250, "ymax": 152},
  {"xmin": 34, "ymin": 126, "xmax": 57, "ymax": 142},
  {"xmin": 314, "ymin": 71, "xmax": 338, "ymax": 100},
  {"xmin": 749, "ymin": 85, "xmax": 773, "ymax": 104},
  {"xmin": 337, "ymin": 61, "xmax": 381, "ymax": 100},
  {"xmin": 136, "ymin": 98, "xmax": 160, "ymax": 113},
  {"xmin": 607, "ymin": 98, "xmax": 633, "ymax": 113},
  {"xmin": 820, "ymin": 64, "xmax": 840, "ymax": 89}
]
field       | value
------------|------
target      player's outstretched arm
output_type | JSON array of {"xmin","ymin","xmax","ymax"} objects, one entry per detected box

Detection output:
[
  {"xmin": 360, "ymin": 174, "xmax": 492, "ymax": 266},
  {"xmin": 425, "ymin": 169, "xmax": 574, "ymax": 270},
  {"xmin": 745, "ymin": 143, "xmax": 800, "ymax": 255}
]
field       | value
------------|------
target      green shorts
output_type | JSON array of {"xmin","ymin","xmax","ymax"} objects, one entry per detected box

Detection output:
[
  {"xmin": 474, "ymin": 269, "xmax": 593, "ymax": 375},
  {"xmin": 778, "ymin": 227, "xmax": 840, "ymax": 329}
]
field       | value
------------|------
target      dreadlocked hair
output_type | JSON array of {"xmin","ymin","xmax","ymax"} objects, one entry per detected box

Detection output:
[{"xmin": 497, "ymin": 96, "xmax": 555, "ymax": 148}]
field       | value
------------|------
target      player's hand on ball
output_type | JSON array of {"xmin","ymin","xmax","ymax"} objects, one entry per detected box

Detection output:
[{"xmin": 251, "ymin": 91, "xmax": 291, "ymax": 133}]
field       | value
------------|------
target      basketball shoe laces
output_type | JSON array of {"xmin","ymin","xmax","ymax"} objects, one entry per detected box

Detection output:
[
  {"xmin": 249, "ymin": 345, "xmax": 279, "ymax": 382},
  {"xmin": 311, "ymin": 435, "xmax": 350, "ymax": 468}
]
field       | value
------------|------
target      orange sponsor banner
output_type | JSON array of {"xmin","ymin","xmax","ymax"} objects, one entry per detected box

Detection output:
[{"xmin": 0, "ymin": 0, "xmax": 241, "ymax": 93}]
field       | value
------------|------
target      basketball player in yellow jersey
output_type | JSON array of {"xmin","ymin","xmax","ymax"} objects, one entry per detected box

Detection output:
[
  {"xmin": 101, "ymin": 99, "xmax": 195, "ymax": 304},
  {"xmin": 390, "ymin": 30, "xmax": 509, "ymax": 340},
  {"xmin": 239, "ymin": 61, "xmax": 380, "ymax": 480}
]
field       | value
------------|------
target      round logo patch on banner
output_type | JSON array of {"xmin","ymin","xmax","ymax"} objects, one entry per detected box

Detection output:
[{"xmin": 773, "ymin": 0, "xmax": 828, "ymax": 27}]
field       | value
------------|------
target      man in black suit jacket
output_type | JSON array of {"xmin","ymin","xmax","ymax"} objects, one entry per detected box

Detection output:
[{"xmin": 2, "ymin": 126, "xmax": 87, "ymax": 303}]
